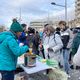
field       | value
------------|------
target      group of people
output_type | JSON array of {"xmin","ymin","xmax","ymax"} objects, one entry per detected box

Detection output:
[
  {"xmin": 0, "ymin": 18, "xmax": 80, "ymax": 80},
  {"xmin": 41, "ymin": 21, "xmax": 80, "ymax": 78},
  {"xmin": 41, "ymin": 21, "xmax": 73, "ymax": 76}
]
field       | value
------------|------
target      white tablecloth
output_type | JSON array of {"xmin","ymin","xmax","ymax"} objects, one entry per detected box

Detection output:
[
  {"xmin": 17, "ymin": 55, "xmax": 52, "ymax": 74},
  {"xmin": 19, "ymin": 60, "xmax": 52, "ymax": 74}
]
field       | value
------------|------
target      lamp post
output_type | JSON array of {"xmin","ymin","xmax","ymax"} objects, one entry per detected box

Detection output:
[
  {"xmin": 65, "ymin": 0, "xmax": 67, "ymax": 23},
  {"xmin": 18, "ymin": 7, "xmax": 22, "ymax": 23},
  {"xmin": 51, "ymin": 0, "xmax": 67, "ymax": 22}
]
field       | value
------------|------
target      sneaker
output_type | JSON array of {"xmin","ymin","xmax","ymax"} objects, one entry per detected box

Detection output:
[
  {"xmin": 70, "ymin": 65, "xmax": 74, "ymax": 69},
  {"xmin": 68, "ymin": 75, "xmax": 71, "ymax": 79},
  {"xmin": 78, "ymin": 77, "xmax": 80, "ymax": 79},
  {"xmin": 76, "ymin": 66, "xmax": 80, "ymax": 70},
  {"xmin": 58, "ymin": 62, "xmax": 63, "ymax": 68}
]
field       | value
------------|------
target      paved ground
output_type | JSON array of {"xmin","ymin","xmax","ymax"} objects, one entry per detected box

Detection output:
[
  {"xmin": 29, "ymin": 69, "xmax": 80, "ymax": 80},
  {"xmin": 14, "ymin": 69, "xmax": 80, "ymax": 80},
  {"xmin": 68, "ymin": 69, "xmax": 80, "ymax": 80},
  {"xmin": 28, "ymin": 69, "xmax": 80, "ymax": 80}
]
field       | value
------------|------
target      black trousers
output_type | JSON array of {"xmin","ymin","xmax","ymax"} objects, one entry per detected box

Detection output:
[{"xmin": 0, "ymin": 70, "xmax": 14, "ymax": 80}]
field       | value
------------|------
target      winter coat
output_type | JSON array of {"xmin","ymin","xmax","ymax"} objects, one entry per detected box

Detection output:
[
  {"xmin": 18, "ymin": 32, "xmax": 27, "ymax": 45},
  {"xmin": 43, "ymin": 33, "xmax": 63, "ymax": 61},
  {"xmin": 61, "ymin": 28, "xmax": 73, "ymax": 49},
  {"xmin": 0, "ymin": 31, "xmax": 29, "ymax": 71},
  {"xmin": 26, "ymin": 33, "xmax": 40, "ymax": 55},
  {"xmin": 72, "ymin": 32, "xmax": 80, "ymax": 55}
]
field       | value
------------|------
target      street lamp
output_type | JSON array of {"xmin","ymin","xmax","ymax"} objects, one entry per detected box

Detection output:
[
  {"xmin": 51, "ymin": 0, "xmax": 67, "ymax": 22},
  {"xmin": 18, "ymin": 7, "xmax": 22, "ymax": 23},
  {"xmin": 51, "ymin": 2, "xmax": 65, "ymax": 7}
]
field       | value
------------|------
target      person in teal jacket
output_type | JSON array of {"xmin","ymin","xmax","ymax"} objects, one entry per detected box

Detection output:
[
  {"xmin": 72, "ymin": 31, "xmax": 80, "ymax": 55},
  {"xmin": 0, "ymin": 19, "xmax": 29, "ymax": 80}
]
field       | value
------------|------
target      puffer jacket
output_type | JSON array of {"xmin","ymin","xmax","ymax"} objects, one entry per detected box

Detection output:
[
  {"xmin": 72, "ymin": 32, "xmax": 80, "ymax": 55},
  {"xmin": 43, "ymin": 33, "xmax": 63, "ymax": 61},
  {"xmin": 0, "ymin": 31, "xmax": 29, "ymax": 71},
  {"xmin": 18, "ymin": 31, "xmax": 27, "ymax": 45},
  {"xmin": 61, "ymin": 28, "xmax": 73, "ymax": 49}
]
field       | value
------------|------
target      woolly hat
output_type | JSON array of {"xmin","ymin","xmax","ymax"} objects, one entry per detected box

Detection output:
[{"xmin": 10, "ymin": 19, "xmax": 23, "ymax": 32}]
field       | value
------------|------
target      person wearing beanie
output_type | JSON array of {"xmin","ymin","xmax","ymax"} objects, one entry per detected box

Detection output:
[
  {"xmin": 10, "ymin": 19, "xmax": 23, "ymax": 32},
  {"xmin": 0, "ymin": 19, "xmax": 29, "ymax": 80}
]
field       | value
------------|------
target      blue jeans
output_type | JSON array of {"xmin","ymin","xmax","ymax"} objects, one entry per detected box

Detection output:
[
  {"xmin": 62, "ymin": 49, "xmax": 70, "ymax": 74},
  {"xmin": 0, "ymin": 70, "xmax": 14, "ymax": 80}
]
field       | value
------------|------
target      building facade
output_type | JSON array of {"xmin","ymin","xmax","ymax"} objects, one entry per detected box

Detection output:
[
  {"xmin": 30, "ymin": 19, "xmax": 77, "ymax": 31},
  {"xmin": 30, "ymin": 21, "xmax": 53, "ymax": 31},
  {"xmin": 75, "ymin": 0, "xmax": 80, "ymax": 26},
  {"xmin": 0, "ymin": 25, "xmax": 5, "ymax": 32},
  {"xmin": 30, "ymin": 0, "xmax": 79, "ymax": 31}
]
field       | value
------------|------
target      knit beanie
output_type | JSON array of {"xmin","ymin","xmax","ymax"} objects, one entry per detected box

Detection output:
[{"xmin": 10, "ymin": 19, "xmax": 23, "ymax": 32}]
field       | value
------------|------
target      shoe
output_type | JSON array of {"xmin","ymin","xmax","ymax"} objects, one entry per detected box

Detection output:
[
  {"xmin": 68, "ymin": 75, "xmax": 71, "ymax": 78},
  {"xmin": 78, "ymin": 77, "xmax": 80, "ymax": 79},
  {"xmin": 70, "ymin": 65, "xmax": 74, "ymax": 69},
  {"xmin": 76, "ymin": 66, "xmax": 80, "ymax": 70},
  {"xmin": 58, "ymin": 62, "xmax": 63, "ymax": 68}
]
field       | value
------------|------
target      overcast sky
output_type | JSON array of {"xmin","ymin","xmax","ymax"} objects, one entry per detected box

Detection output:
[{"xmin": 0, "ymin": 0, "xmax": 75, "ymax": 27}]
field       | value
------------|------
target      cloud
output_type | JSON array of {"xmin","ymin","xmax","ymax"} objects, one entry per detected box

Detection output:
[
  {"xmin": 37, "ymin": 3, "xmax": 75, "ymax": 22},
  {"xmin": 0, "ymin": 0, "xmax": 75, "ymax": 27},
  {"xmin": 52, "ymin": 3, "xmax": 75, "ymax": 21}
]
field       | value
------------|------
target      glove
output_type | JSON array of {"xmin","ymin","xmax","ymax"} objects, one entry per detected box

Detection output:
[
  {"xmin": 48, "ymin": 48, "xmax": 53, "ymax": 52},
  {"xmin": 19, "ymin": 43, "xmax": 24, "ymax": 47}
]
